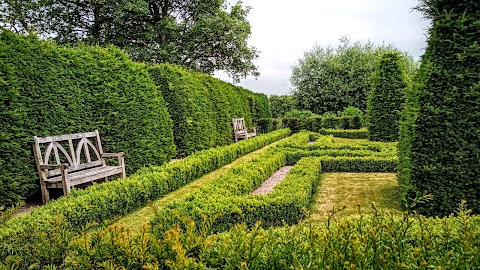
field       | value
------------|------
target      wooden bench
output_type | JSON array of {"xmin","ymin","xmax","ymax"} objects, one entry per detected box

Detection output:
[
  {"xmin": 232, "ymin": 118, "xmax": 257, "ymax": 142},
  {"xmin": 33, "ymin": 130, "xmax": 126, "ymax": 203}
]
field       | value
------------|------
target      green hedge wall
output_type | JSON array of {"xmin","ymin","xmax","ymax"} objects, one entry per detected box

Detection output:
[
  {"xmin": 367, "ymin": 52, "xmax": 408, "ymax": 142},
  {"xmin": 400, "ymin": 1, "xmax": 480, "ymax": 215},
  {"xmin": 0, "ymin": 31, "xmax": 176, "ymax": 207},
  {"xmin": 148, "ymin": 64, "xmax": 271, "ymax": 157}
]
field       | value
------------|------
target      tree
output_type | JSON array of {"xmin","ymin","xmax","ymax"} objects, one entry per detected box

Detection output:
[
  {"xmin": 0, "ymin": 0, "xmax": 259, "ymax": 82},
  {"xmin": 291, "ymin": 37, "xmax": 416, "ymax": 115},
  {"xmin": 269, "ymin": 95, "xmax": 298, "ymax": 118},
  {"xmin": 399, "ymin": 0, "xmax": 480, "ymax": 215},
  {"xmin": 366, "ymin": 52, "xmax": 409, "ymax": 142}
]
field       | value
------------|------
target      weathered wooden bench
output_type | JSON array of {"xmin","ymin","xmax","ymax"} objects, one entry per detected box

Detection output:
[
  {"xmin": 232, "ymin": 118, "xmax": 257, "ymax": 142},
  {"xmin": 33, "ymin": 130, "xmax": 126, "ymax": 203}
]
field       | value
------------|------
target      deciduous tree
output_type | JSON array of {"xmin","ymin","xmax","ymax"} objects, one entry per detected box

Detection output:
[
  {"xmin": 0, "ymin": 0, "xmax": 259, "ymax": 82},
  {"xmin": 291, "ymin": 37, "xmax": 415, "ymax": 114}
]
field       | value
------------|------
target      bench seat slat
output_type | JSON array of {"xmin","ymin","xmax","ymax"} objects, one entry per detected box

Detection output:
[{"xmin": 45, "ymin": 165, "xmax": 124, "ymax": 188}]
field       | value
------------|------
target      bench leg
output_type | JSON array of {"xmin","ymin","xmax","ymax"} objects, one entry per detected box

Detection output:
[
  {"xmin": 104, "ymin": 176, "xmax": 109, "ymax": 182},
  {"xmin": 119, "ymin": 155, "xmax": 126, "ymax": 179},
  {"xmin": 40, "ymin": 183, "xmax": 50, "ymax": 204},
  {"xmin": 61, "ymin": 170, "xmax": 71, "ymax": 196}
]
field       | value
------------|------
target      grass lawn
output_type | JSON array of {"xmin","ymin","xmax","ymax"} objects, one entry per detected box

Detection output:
[{"xmin": 308, "ymin": 172, "xmax": 402, "ymax": 221}]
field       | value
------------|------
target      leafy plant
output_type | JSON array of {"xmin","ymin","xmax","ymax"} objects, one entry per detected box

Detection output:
[
  {"xmin": 367, "ymin": 52, "xmax": 408, "ymax": 142},
  {"xmin": 400, "ymin": 0, "xmax": 480, "ymax": 215}
]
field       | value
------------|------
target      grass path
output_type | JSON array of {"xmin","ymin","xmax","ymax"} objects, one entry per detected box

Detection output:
[
  {"xmin": 308, "ymin": 173, "xmax": 402, "ymax": 221},
  {"xmin": 111, "ymin": 138, "xmax": 287, "ymax": 233}
]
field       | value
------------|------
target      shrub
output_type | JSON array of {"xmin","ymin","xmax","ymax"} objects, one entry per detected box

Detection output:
[
  {"xmin": 284, "ymin": 109, "xmax": 318, "ymax": 119},
  {"xmin": 282, "ymin": 118, "xmax": 303, "ymax": 133},
  {"xmin": 341, "ymin": 106, "xmax": 364, "ymax": 116},
  {"xmin": 366, "ymin": 52, "xmax": 408, "ymax": 142},
  {"xmin": 255, "ymin": 118, "xmax": 273, "ymax": 134},
  {"xmin": 400, "ymin": 0, "xmax": 480, "ymax": 215},
  {"xmin": 0, "ymin": 31, "xmax": 176, "ymax": 207},
  {"xmin": 269, "ymin": 95, "xmax": 298, "ymax": 118},
  {"xmin": 319, "ymin": 128, "xmax": 368, "ymax": 139},
  {"xmin": 148, "ymin": 64, "xmax": 271, "ymax": 157},
  {"xmin": 0, "ymin": 129, "xmax": 291, "ymax": 259},
  {"xmin": 321, "ymin": 115, "xmax": 341, "ymax": 129},
  {"xmin": 303, "ymin": 116, "xmax": 323, "ymax": 132}
]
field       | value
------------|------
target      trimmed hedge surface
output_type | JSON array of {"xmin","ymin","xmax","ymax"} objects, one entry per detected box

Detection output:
[
  {"xmin": 319, "ymin": 128, "xmax": 369, "ymax": 139},
  {"xmin": 400, "ymin": 1, "xmax": 480, "ymax": 215},
  {"xmin": 0, "ymin": 31, "xmax": 176, "ymax": 207},
  {"xmin": 150, "ymin": 131, "xmax": 398, "ymax": 234},
  {"xmin": 367, "ymin": 52, "xmax": 408, "ymax": 142},
  {"xmin": 0, "ymin": 129, "xmax": 291, "ymax": 244},
  {"xmin": 148, "ymin": 64, "xmax": 271, "ymax": 157}
]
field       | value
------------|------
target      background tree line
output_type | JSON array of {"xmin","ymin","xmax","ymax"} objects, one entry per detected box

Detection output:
[
  {"xmin": 0, "ymin": 0, "xmax": 259, "ymax": 82},
  {"xmin": 289, "ymin": 37, "xmax": 417, "ymax": 115}
]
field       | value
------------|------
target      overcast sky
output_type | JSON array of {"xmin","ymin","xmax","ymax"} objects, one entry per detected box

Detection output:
[{"xmin": 214, "ymin": 0, "xmax": 431, "ymax": 96}]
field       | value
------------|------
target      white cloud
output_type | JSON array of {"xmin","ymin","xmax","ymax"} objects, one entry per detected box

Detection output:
[{"xmin": 215, "ymin": 0, "xmax": 431, "ymax": 96}]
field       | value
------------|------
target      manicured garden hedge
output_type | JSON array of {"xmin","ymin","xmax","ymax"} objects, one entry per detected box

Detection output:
[
  {"xmin": 0, "ymin": 129, "xmax": 291, "ymax": 264},
  {"xmin": 148, "ymin": 64, "xmax": 271, "ymax": 157},
  {"xmin": 319, "ymin": 128, "xmax": 369, "ymax": 139},
  {"xmin": 399, "ymin": 0, "xmax": 480, "ymax": 215},
  {"xmin": 0, "ymin": 131, "xmax": 291, "ymax": 269},
  {"xmin": 150, "ymin": 131, "xmax": 398, "ymax": 234},
  {"xmin": 0, "ymin": 31, "xmax": 176, "ymax": 207},
  {"xmin": 367, "ymin": 52, "xmax": 408, "ymax": 142},
  {"xmin": 151, "ymin": 152, "xmax": 323, "ymax": 234}
]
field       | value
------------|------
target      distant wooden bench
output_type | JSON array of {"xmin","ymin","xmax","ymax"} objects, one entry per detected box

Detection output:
[
  {"xmin": 232, "ymin": 118, "xmax": 257, "ymax": 142},
  {"xmin": 33, "ymin": 130, "xmax": 126, "ymax": 203}
]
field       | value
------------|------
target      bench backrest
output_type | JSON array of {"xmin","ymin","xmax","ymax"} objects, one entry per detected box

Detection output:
[
  {"xmin": 232, "ymin": 118, "xmax": 248, "ymax": 133},
  {"xmin": 33, "ymin": 130, "xmax": 106, "ymax": 178}
]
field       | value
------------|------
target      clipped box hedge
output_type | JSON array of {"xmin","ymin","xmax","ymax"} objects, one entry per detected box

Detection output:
[
  {"xmin": 319, "ymin": 128, "xmax": 369, "ymax": 139},
  {"xmin": 0, "ymin": 129, "xmax": 291, "ymax": 244},
  {"xmin": 151, "ymin": 131, "xmax": 398, "ymax": 234},
  {"xmin": 0, "ymin": 31, "xmax": 176, "ymax": 207}
]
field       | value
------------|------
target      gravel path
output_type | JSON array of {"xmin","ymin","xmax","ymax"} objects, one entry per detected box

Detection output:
[{"xmin": 252, "ymin": 166, "xmax": 294, "ymax": 195}]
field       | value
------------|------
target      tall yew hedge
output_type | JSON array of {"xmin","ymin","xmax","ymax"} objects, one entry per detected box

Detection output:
[
  {"xmin": 399, "ymin": 1, "xmax": 480, "ymax": 215},
  {"xmin": 0, "ymin": 31, "xmax": 176, "ymax": 206},
  {"xmin": 148, "ymin": 64, "xmax": 271, "ymax": 157},
  {"xmin": 367, "ymin": 52, "xmax": 408, "ymax": 142}
]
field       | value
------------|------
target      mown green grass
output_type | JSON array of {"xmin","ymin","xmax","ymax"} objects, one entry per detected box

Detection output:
[{"xmin": 309, "ymin": 172, "xmax": 402, "ymax": 221}]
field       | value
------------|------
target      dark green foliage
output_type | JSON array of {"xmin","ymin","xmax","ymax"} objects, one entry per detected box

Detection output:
[
  {"xmin": 282, "ymin": 118, "xmax": 303, "ymax": 133},
  {"xmin": 400, "ymin": 0, "xmax": 480, "ymax": 215},
  {"xmin": 367, "ymin": 52, "xmax": 408, "ymax": 142},
  {"xmin": 284, "ymin": 109, "xmax": 318, "ymax": 119},
  {"xmin": 255, "ymin": 118, "xmax": 273, "ymax": 134},
  {"xmin": 303, "ymin": 116, "xmax": 323, "ymax": 132},
  {"xmin": 269, "ymin": 95, "xmax": 298, "ymax": 118},
  {"xmin": 148, "ymin": 64, "xmax": 270, "ymax": 157},
  {"xmin": 350, "ymin": 115, "xmax": 363, "ymax": 129},
  {"xmin": 0, "ymin": 0, "xmax": 260, "ymax": 81},
  {"xmin": 321, "ymin": 115, "xmax": 342, "ymax": 129},
  {"xmin": 319, "ymin": 128, "xmax": 369, "ymax": 139},
  {"xmin": 0, "ymin": 31, "xmax": 175, "ymax": 206},
  {"xmin": 251, "ymin": 93, "xmax": 272, "ymax": 119},
  {"xmin": 291, "ymin": 38, "xmax": 416, "ymax": 114}
]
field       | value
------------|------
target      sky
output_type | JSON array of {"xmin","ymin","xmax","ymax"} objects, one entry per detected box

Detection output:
[{"xmin": 214, "ymin": 0, "xmax": 431, "ymax": 96}]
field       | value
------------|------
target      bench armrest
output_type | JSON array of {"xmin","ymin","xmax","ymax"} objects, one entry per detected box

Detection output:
[
  {"xmin": 101, "ymin": 152, "xmax": 125, "ymax": 158},
  {"xmin": 40, "ymin": 163, "xmax": 69, "ymax": 170}
]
